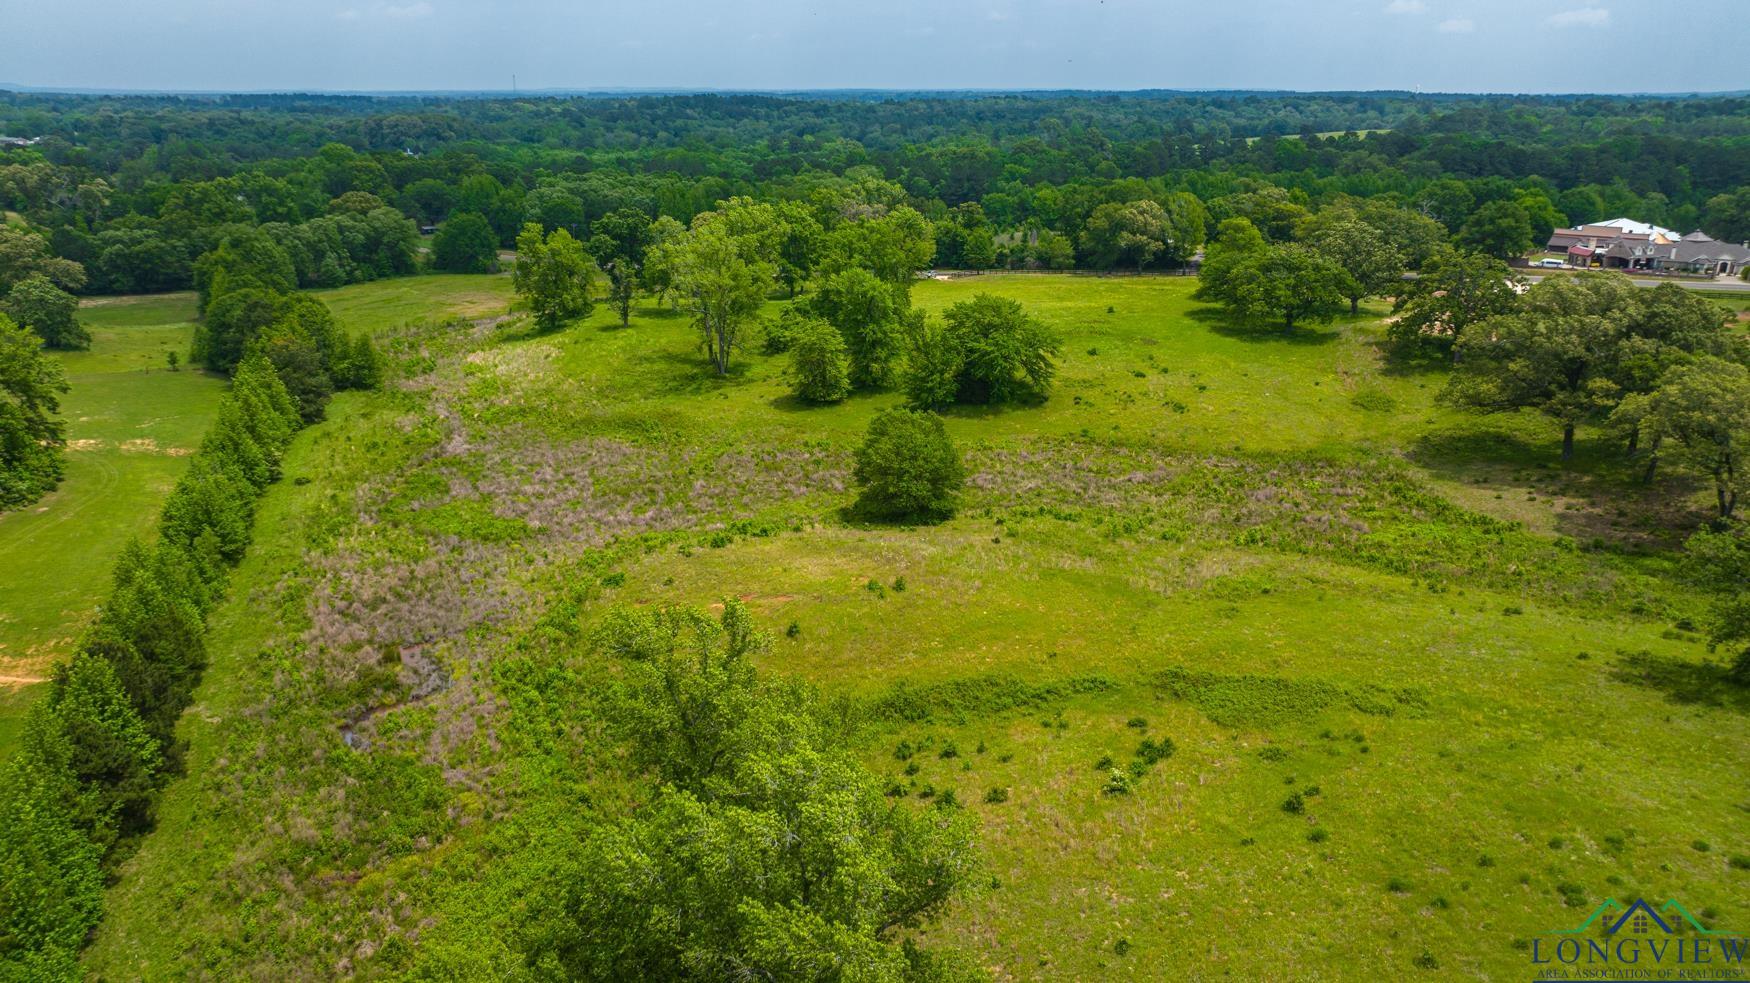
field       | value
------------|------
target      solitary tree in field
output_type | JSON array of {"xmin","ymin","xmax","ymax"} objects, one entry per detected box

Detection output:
[
  {"xmin": 853, "ymin": 409, "xmax": 965, "ymax": 521},
  {"xmin": 430, "ymin": 212, "xmax": 499, "ymax": 273},
  {"xmin": 786, "ymin": 315, "xmax": 851, "ymax": 404},
  {"xmin": 1389, "ymin": 248, "xmax": 1522, "ymax": 356},
  {"xmin": 1444, "ymin": 276, "xmax": 1632, "ymax": 460},
  {"xmin": 513, "ymin": 223, "xmax": 594, "ymax": 332},
  {"xmin": 1307, "ymin": 219, "xmax": 1403, "ymax": 313},
  {"xmin": 939, "ymin": 293, "xmax": 1059, "ymax": 404},
  {"xmin": 1222, "ymin": 245, "xmax": 1350, "ymax": 331},
  {"xmin": 672, "ymin": 222, "xmax": 772, "ymax": 375}
]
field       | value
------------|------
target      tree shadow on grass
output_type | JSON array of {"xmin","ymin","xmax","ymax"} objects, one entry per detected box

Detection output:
[
  {"xmin": 1374, "ymin": 339, "xmax": 1453, "ymax": 379},
  {"xmin": 1409, "ymin": 426, "xmax": 1553, "ymax": 473},
  {"xmin": 1609, "ymin": 650, "xmax": 1750, "ymax": 713},
  {"xmin": 767, "ymin": 388, "xmax": 895, "ymax": 414},
  {"xmin": 832, "ymin": 500, "xmax": 953, "ymax": 530},
  {"xmin": 936, "ymin": 395, "xmax": 1052, "ymax": 422},
  {"xmin": 636, "ymin": 304, "xmax": 688, "ymax": 321},
  {"xmin": 1185, "ymin": 306, "xmax": 1340, "ymax": 346},
  {"xmin": 634, "ymin": 348, "xmax": 756, "ymax": 399}
]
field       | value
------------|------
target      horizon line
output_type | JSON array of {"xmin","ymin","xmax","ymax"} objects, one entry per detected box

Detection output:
[{"xmin": 3, "ymin": 84, "xmax": 1749, "ymax": 100}]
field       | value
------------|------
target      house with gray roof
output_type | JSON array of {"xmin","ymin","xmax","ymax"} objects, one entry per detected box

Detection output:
[{"xmin": 1600, "ymin": 231, "xmax": 1750, "ymax": 276}]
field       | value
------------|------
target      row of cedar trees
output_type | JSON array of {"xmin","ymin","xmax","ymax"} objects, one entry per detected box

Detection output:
[{"xmin": 0, "ymin": 285, "xmax": 378, "ymax": 975}]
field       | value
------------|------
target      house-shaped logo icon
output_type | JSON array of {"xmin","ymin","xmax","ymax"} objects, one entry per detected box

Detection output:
[
  {"xmin": 1548, "ymin": 897, "xmax": 1741, "ymax": 938},
  {"xmin": 1605, "ymin": 899, "xmax": 1671, "ymax": 936}
]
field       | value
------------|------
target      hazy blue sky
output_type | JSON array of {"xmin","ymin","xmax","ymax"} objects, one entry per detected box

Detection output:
[{"xmin": 3, "ymin": 0, "xmax": 1744, "ymax": 93}]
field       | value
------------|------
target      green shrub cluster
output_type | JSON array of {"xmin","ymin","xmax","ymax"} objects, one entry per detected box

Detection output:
[
  {"xmin": 538, "ymin": 601, "xmax": 983, "ymax": 981},
  {"xmin": 192, "ymin": 242, "xmax": 382, "ymax": 421},
  {"xmin": 0, "ymin": 354, "xmax": 308, "ymax": 977}
]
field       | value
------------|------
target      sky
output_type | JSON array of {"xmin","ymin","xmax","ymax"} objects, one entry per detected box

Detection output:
[{"xmin": 2, "ymin": 0, "xmax": 1745, "ymax": 94}]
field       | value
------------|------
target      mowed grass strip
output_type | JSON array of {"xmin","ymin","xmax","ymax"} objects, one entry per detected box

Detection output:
[{"xmin": 0, "ymin": 293, "xmax": 223, "ymax": 747}]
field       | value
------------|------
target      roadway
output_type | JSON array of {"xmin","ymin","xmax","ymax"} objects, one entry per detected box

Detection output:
[{"xmin": 1520, "ymin": 272, "xmax": 1750, "ymax": 293}]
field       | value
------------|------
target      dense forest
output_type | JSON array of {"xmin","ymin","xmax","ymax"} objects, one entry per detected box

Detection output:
[{"xmin": 3, "ymin": 90, "xmax": 1750, "ymax": 302}]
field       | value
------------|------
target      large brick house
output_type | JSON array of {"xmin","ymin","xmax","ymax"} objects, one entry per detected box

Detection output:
[{"xmin": 1545, "ymin": 218, "xmax": 1750, "ymax": 275}]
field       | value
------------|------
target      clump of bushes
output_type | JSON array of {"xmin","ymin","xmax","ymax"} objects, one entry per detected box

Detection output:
[{"xmin": 902, "ymin": 293, "xmax": 1059, "ymax": 409}]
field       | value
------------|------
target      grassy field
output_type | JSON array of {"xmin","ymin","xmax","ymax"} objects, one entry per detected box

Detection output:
[
  {"xmin": 0, "ymin": 293, "xmax": 223, "ymax": 748},
  {"xmin": 0, "ymin": 274, "xmax": 513, "ymax": 749},
  {"xmin": 84, "ymin": 274, "xmax": 1747, "ymax": 980}
]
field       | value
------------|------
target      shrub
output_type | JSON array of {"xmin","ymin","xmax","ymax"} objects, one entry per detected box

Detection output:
[
  {"xmin": 1126, "ymin": 717, "xmax": 1148, "ymax": 729},
  {"xmin": 1102, "ymin": 768, "xmax": 1133, "ymax": 796},
  {"xmin": 1135, "ymin": 737, "xmax": 1175, "ymax": 766},
  {"xmin": 1308, "ymin": 827, "xmax": 1329, "ymax": 843},
  {"xmin": 852, "ymin": 409, "xmax": 964, "ymax": 521},
  {"xmin": 983, "ymin": 786, "xmax": 1009, "ymax": 804},
  {"xmin": 0, "ymin": 745, "xmax": 105, "ymax": 980},
  {"xmin": 1282, "ymin": 792, "xmax": 1305, "ymax": 814},
  {"xmin": 1387, "ymin": 877, "xmax": 1412, "ymax": 894},
  {"xmin": 787, "ymin": 314, "xmax": 851, "ymax": 404}
]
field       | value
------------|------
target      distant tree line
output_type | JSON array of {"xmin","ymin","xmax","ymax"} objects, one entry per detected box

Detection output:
[{"xmin": 2, "ymin": 91, "xmax": 1749, "ymax": 319}]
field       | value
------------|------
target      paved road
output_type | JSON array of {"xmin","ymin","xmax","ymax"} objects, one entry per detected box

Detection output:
[{"xmin": 1521, "ymin": 273, "xmax": 1750, "ymax": 293}]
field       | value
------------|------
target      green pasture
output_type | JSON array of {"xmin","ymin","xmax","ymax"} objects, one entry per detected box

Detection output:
[{"xmin": 83, "ymin": 274, "xmax": 1747, "ymax": 980}]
